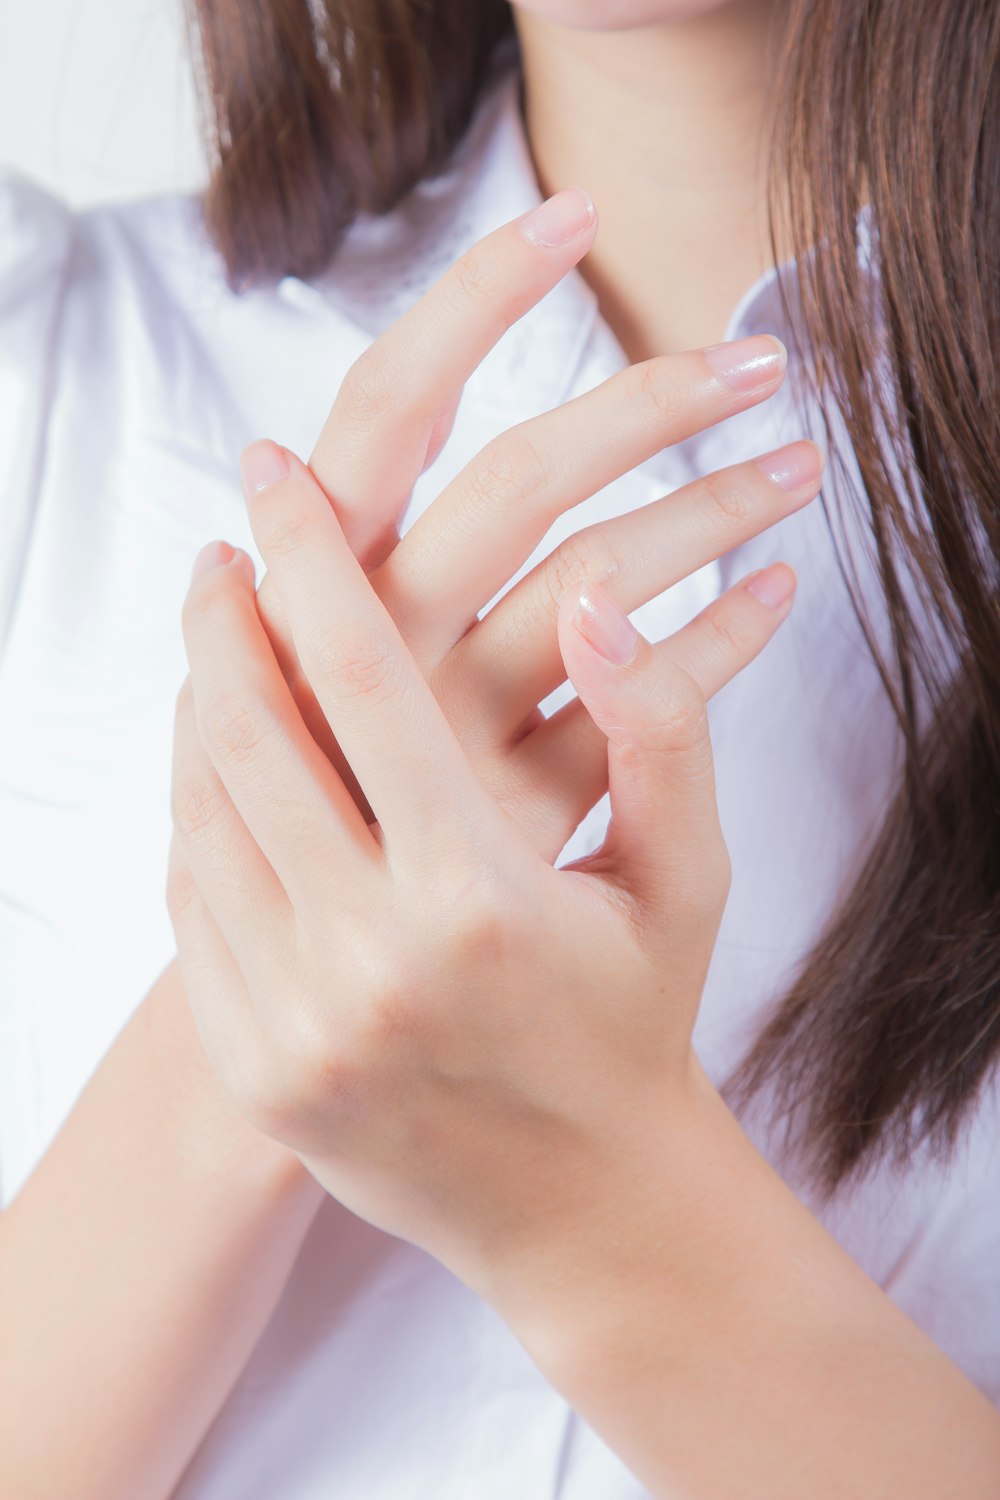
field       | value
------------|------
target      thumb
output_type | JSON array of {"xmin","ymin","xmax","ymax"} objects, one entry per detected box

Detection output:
[{"xmin": 556, "ymin": 580, "xmax": 730, "ymax": 921}]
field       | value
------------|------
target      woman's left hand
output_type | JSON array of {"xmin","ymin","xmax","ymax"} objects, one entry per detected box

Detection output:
[
  {"xmin": 167, "ymin": 441, "xmax": 734, "ymax": 1304},
  {"xmin": 167, "ymin": 446, "xmax": 1000, "ymax": 1500}
]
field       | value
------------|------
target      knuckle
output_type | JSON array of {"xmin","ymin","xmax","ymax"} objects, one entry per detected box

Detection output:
[
  {"xmin": 174, "ymin": 674, "xmax": 195, "ymax": 720},
  {"xmin": 254, "ymin": 502, "xmax": 312, "ymax": 562},
  {"xmin": 647, "ymin": 672, "xmax": 710, "ymax": 754},
  {"xmin": 171, "ymin": 766, "xmax": 229, "ymax": 841},
  {"xmin": 279, "ymin": 1000, "xmax": 353, "ymax": 1099},
  {"xmin": 201, "ymin": 690, "xmax": 284, "ymax": 773},
  {"xmin": 464, "ymin": 428, "xmax": 553, "ymax": 512},
  {"xmin": 447, "ymin": 247, "xmax": 504, "ymax": 308},
  {"xmin": 691, "ymin": 836, "xmax": 733, "ymax": 918},
  {"xmin": 544, "ymin": 526, "xmax": 621, "ymax": 608},
  {"xmin": 181, "ymin": 569, "xmax": 231, "ymax": 633},
  {"xmin": 228, "ymin": 980, "xmax": 357, "ymax": 1137},
  {"xmin": 340, "ymin": 351, "xmax": 400, "ymax": 431},
  {"xmin": 713, "ymin": 840, "xmax": 734, "ymax": 900},
  {"xmin": 228, "ymin": 1042, "xmax": 300, "ymax": 1141},
  {"xmin": 308, "ymin": 628, "xmax": 402, "ymax": 708},
  {"xmin": 438, "ymin": 861, "xmax": 517, "ymax": 964},
  {"xmin": 358, "ymin": 959, "xmax": 425, "ymax": 1053},
  {"xmin": 631, "ymin": 358, "xmax": 689, "ymax": 431},
  {"xmin": 703, "ymin": 598, "xmax": 752, "ymax": 657},
  {"xmin": 699, "ymin": 469, "xmax": 751, "ymax": 529},
  {"xmin": 280, "ymin": 929, "xmax": 427, "ymax": 1066},
  {"xmin": 165, "ymin": 855, "xmax": 200, "ymax": 918}
]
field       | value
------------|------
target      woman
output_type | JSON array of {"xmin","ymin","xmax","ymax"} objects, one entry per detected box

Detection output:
[{"xmin": 0, "ymin": 1, "xmax": 997, "ymax": 1496}]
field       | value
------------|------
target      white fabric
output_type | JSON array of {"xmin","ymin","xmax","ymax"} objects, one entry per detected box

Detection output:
[{"xmin": 1, "ymin": 47, "xmax": 998, "ymax": 1500}]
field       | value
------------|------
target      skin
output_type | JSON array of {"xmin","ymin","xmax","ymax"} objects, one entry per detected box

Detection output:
[
  {"xmin": 510, "ymin": 0, "xmax": 790, "ymax": 361},
  {"xmin": 0, "ymin": 961, "xmax": 323, "ymax": 1500},
  {"xmin": 0, "ymin": 194, "xmax": 816, "ymax": 1500},
  {"xmin": 167, "ymin": 196, "xmax": 1000, "ymax": 1498},
  {"xmin": 3, "ymin": 6, "xmax": 995, "ymax": 1500}
]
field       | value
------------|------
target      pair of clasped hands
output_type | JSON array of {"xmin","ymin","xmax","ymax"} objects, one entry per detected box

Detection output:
[{"xmin": 167, "ymin": 185, "xmax": 824, "ymax": 1312}]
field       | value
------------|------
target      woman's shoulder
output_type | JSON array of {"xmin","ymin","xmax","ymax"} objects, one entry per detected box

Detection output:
[
  {"xmin": 0, "ymin": 166, "xmax": 75, "ymax": 301},
  {"xmin": 0, "ymin": 165, "xmax": 237, "ymax": 439},
  {"xmin": 0, "ymin": 165, "xmax": 227, "ymax": 326},
  {"xmin": 0, "ymin": 170, "xmax": 78, "ymax": 659},
  {"xmin": 0, "ymin": 171, "xmax": 211, "ymax": 645},
  {"xmin": 0, "ymin": 163, "xmax": 389, "ymax": 381},
  {"xmin": 0, "ymin": 162, "xmax": 394, "ymax": 450},
  {"xmin": 0, "ymin": 167, "xmax": 377, "ymax": 666}
]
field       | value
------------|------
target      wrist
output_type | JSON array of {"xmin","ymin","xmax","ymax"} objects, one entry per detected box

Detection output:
[
  {"xmin": 472, "ymin": 1068, "xmax": 1000, "ymax": 1500},
  {"xmin": 474, "ymin": 1050, "xmax": 714, "ymax": 1374},
  {"xmin": 475, "ymin": 1051, "xmax": 857, "ymax": 1401}
]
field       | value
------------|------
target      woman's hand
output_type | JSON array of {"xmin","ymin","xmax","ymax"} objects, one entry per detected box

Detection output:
[
  {"xmin": 167, "ymin": 448, "xmax": 1000, "ymax": 1500},
  {"xmin": 167, "ymin": 421, "xmax": 799, "ymax": 1300},
  {"xmin": 167, "ymin": 185, "xmax": 822, "ymax": 1293},
  {"xmin": 245, "ymin": 185, "xmax": 822, "ymax": 857},
  {"xmin": 165, "ymin": 189, "xmax": 1000, "ymax": 1500}
]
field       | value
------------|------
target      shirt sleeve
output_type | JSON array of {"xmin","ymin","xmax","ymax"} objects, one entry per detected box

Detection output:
[{"xmin": 0, "ymin": 166, "xmax": 74, "ymax": 673}]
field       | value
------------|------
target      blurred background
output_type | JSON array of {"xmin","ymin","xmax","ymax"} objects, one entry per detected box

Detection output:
[{"xmin": 1, "ymin": 0, "xmax": 207, "ymax": 205}]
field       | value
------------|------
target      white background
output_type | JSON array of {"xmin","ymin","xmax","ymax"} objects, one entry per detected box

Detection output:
[{"xmin": 1, "ymin": 0, "xmax": 207, "ymax": 205}]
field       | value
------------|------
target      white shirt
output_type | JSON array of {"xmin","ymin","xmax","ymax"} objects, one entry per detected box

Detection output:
[{"xmin": 1, "ymin": 46, "xmax": 998, "ymax": 1499}]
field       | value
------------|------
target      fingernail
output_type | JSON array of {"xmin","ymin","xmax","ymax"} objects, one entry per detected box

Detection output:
[
  {"xmin": 574, "ymin": 582, "xmax": 639, "ymax": 665},
  {"xmin": 704, "ymin": 334, "xmax": 786, "ymax": 392},
  {"xmin": 744, "ymin": 563, "xmax": 797, "ymax": 610},
  {"xmin": 191, "ymin": 539, "xmax": 234, "ymax": 581},
  {"xmin": 753, "ymin": 439, "xmax": 825, "ymax": 494},
  {"xmin": 240, "ymin": 440, "xmax": 290, "ymax": 496},
  {"xmin": 518, "ymin": 186, "xmax": 596, "ymax": 248}
]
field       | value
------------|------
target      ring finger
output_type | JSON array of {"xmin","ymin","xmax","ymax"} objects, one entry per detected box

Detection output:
[
  {"xmin": 510, "ymin": 560, "xmax": 801, "ymax": 860},
  {"xmin": 372, "ymin": 335, "xmax": 788, "ymax": 664},
  {"xmin": 442, "ymin": 439, "xmax": 824, "ymax": 739}
]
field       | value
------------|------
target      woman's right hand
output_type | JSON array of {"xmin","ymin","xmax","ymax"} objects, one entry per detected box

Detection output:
[{"xmin": 244, "ymin": 185, "xmax": 823, "ymax": 861}]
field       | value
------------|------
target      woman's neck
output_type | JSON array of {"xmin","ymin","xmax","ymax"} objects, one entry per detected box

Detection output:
[{"xmin": 511, "ymin": 1, "xmax": 787, "ymax": 363}]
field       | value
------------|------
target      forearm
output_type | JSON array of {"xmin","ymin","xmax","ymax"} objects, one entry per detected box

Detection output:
[
  {"xmin": 486, "ymin": 1057, "xmax": 1000, "ymax": 1500},
  {"xmin": 0, "ymin": 958, "xmax": 326, "ymax": 1500}
]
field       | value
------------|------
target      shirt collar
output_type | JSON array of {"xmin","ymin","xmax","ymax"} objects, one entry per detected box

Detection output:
[
  {"xmin": 278, "ymin": 51, "xmax": 598, "ymax": 419},
  {"xmin": 281, "ymin": 47, "xmax": 877, "ymax": 435}
]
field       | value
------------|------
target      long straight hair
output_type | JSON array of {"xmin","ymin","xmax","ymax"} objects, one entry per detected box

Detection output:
[{"xmin": 185, "ymin": 0, "xmax": 1000, "ymax": 1196}]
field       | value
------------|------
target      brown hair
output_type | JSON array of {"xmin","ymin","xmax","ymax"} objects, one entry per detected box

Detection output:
[{"xmin": 185, "ymin": 0, "xmax": 1000, "ymax": 1196}]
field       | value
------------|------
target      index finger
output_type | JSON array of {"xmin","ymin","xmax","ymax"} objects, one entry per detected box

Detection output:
[
  {"xmin": 243, "ymin": 442, "xmax": 507, "ymax": 865},
  {"xmin": 308, "ymin": 185, "xmax": 598, "ymax": 565}
]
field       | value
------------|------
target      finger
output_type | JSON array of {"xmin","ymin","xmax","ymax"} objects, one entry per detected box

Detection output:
[
  {"xmin": 375, "ymin": 336, "xmax": 788, "ymax": 664},
  {"xmin": 555, "ymin": 572, "xmax": 798, "ymax": 921},
  {"xmin": 164, "ymin": 833, "xmax": 274, "ymax": 1118},
  {"xmin": 246, "ymin": 551, "xmax": 374, "ymax": 820},
  {"xmin": 241, "ymin": 444, "xmax": 503, "ymax": 860},
  {"xmin": 445, "ymin": 440, "xmax": 823, "ymax": 738},
  {"xmin": 512, "ymin": 560, "xmax": 803, "ymax": 862},
  {"xmin": 250, "ymin": 186, "xmax": 593, "ymax": 741},
  {"xmin": 248, "ymin": 187, "xmax": 597, "ymax": 767},
  {"xmin": 308, "ymin": 186, "xmax": 598, "ymax": 566},
  {"xmin": 181, "ymin": 539, "xmax": 380, "ymax": 910},
  {"xmin": 162, "ymin": 834, "xmax": 283, "ymax": 1128},
  {"xmin": 171, "ymin": 669, "xmax": 293, "ymax": 961}
]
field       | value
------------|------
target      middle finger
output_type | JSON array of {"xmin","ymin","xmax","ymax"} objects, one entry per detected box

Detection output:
[
  {"xmin": 308, "ymin": 184, "xmax": 599, "ymax": 565},
  {"xmin": 441, "ymin": 438, "xmax": 824, "ymax": 738},
  {"xmin": 372, "ymin": 334, "xmax": 787, "ymax": 664}
]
